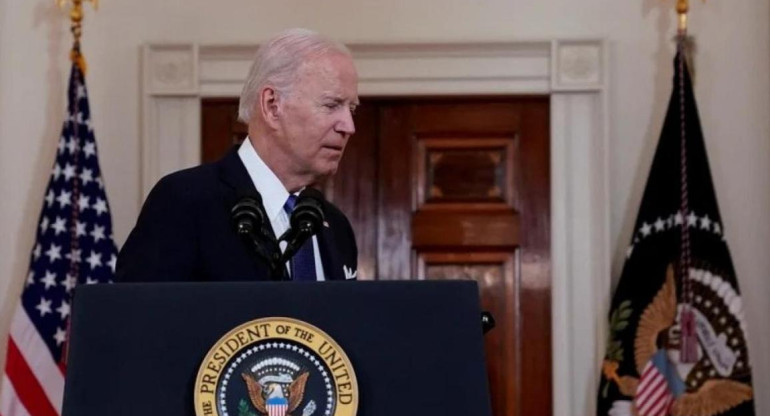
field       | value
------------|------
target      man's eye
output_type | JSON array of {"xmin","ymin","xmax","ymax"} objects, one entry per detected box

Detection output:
[{"xmin": 324, "ymin": 103, "xmax": 340, "ymax": 109}]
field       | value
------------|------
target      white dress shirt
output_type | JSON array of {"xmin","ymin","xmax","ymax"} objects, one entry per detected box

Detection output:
[{"xmin": 238, "ymin": 138, "xmax": 326, "ymax": 280}]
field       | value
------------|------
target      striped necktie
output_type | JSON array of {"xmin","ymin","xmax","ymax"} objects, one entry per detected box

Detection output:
[{"xmin": 283, "ymin": 194, "xmax": 317, "ymax": 281}]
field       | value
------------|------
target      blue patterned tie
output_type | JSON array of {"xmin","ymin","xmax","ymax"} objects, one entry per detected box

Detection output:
[{"xmin": 283, "ymin": 194, "xmax": 317, "ymax": 281}]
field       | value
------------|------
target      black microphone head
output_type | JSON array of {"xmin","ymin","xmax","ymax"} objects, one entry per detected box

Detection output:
[
  {"xmin": 231, "ymin": 192, "xmax": 265, "ymax": 236},
  {"xmin": 290, "ymin": 188, "xmax": 325, "ymax": 233}
]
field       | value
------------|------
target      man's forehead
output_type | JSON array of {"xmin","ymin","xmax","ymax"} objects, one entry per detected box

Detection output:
[
  {"xmin": 295, "ymin": 53, "xmax": 358, "ymax": 96},
  {"xmin": 299, "ymin": 51, "xmax": 355, "ymax": 75}
]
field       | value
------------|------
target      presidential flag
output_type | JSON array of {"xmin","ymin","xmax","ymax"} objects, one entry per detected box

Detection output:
[
  {"xmin": 597, "ymin": 42, "xmax": 754, "ymax": 416},
  {"xmin": 0, "ymin": 62, "xmax": 117, "ymax": 416}
]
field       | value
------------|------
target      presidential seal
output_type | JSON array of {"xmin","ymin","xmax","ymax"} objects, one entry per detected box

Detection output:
[{"xmin": 194, "ymin": 317, "xmax": 358, "ymax": 416}]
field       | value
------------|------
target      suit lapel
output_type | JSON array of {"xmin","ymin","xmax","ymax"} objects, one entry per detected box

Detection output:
[
  {"xmin": 217, "ymin": 147, "xmax": 255, "ymax": 195},
  {"xmin": 217, "ymin": 147, "xmax": 277, "ymax": 242}
]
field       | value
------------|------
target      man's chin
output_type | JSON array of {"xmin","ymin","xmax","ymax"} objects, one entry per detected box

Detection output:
[
  {"xmin": 309, "ymin": 164, "xmax": 340, "ymax": 184},
  {"xmin": 321, "ymin": 167, "xmax": 339, "ymax": 179}
]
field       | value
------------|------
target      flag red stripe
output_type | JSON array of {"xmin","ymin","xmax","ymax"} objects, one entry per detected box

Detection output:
[
  {"xmin": 636, "ymin": 363, "xmax": 656, "ymax": 393},
  {"xmin": 638, "ymin": 380, "xmax": 667, "ymax": 415},
  {"xmin": 637, "ymin": 373, "xmax": 665, "ymax": 405},
  {"xmin": 637, "ymin": 377, "xmax": 666, "ymax": 414},
  {"xmin": 647, "ymin": 393, "xmax": 671, "ymax": 416},
  {"xmin": 636, "ymin": 378, "xmax": 665, "ymax": 402},
  {"xmin": 5, "ymin": 339, "xmax": 59, "ymax": 416},
  {"xmin": 9, "ymin": 306, "xmax": 65, "ymax": 408},
  {"xmin": 649, "ymin": 385, "xmax": 671, "ymax": 411},
  {"xmin": 643, "ymin": 388, "xmax": 668, "ymax": 416},
  {"xmin": 641, "ymin": 363, "xmax": 654, "ymax": 377},
  {"xmin": 1, "ymin": 374, "xmax": 32, "ymax": 416}
]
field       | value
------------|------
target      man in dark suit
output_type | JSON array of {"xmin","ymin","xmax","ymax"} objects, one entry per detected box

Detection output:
[{"xmin": 116, "ymin": 28, "xmax": 359, "ymax": 282}]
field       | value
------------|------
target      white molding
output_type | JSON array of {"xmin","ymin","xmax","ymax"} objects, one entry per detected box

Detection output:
[
  {"xmin": 141, "ymin": 45, "xmax": 201, "ymax": 197},
  {"xmin": 551, "ymin": 92, "xmax": 609, "ymax": 416},
  {"xmin": 141, "ymin": 39, "xmax": 610, "ymax": 416},
  {"xmin": 144, "ymin": 44, "xmax": 199, "ymax": 96},
  {"xmin": 551, "ymin": 40, "xmax": 605, "ymax": 91}
]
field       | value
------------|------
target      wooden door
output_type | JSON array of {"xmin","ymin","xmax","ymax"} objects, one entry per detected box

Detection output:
[{"xmin": 201, "ymin": 97, "xmax": 552, "ymax": 416}]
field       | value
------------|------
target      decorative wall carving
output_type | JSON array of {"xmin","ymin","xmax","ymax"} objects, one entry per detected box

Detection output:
[
  {"xmin": 553, "ymin": 40, "xmax": 604, "ymax": 90},
  {"xmin": 145, "ymin": 45, "xmax": 197, "ymax": 94}
]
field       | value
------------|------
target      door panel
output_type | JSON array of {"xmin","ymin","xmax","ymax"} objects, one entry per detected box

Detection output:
[
  {"xmin": 200, "ymin": 98, "xmax": 247, "ymax": 164},
  {"xmin": 419, "ymin": 252, "xmax": 518, "ymax": 416}
]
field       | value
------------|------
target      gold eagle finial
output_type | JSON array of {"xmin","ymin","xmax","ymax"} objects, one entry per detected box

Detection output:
[
  {"xmin": 668, "ymin": 0, "xmax": 707, "ymax": 36},
  {"xmin": 56, "ymin": 0, "xmax": 99, "ymax": 11},
  {"xmin": 55, "ymin": 0, "xmax": 98, "ymax": 73}
]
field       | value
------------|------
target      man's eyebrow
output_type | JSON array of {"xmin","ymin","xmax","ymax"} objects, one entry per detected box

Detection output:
[{"xmin": 323, "ymin": 95, "xmax": 358, "ymax": 105}]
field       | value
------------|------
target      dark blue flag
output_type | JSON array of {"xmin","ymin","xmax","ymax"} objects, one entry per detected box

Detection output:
[{"xmin": 597, "ymin": 44, "xmax": 755, "ymax": 416}]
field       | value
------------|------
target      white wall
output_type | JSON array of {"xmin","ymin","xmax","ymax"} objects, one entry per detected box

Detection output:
[{"xmin": 1, "ymin": 0, "xmax": 768, "ymax": 414}]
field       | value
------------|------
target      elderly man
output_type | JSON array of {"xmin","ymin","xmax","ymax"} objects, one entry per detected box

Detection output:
[{"xmin": 116, "ymin": 29, "xmax": 359, "ymax": 282}]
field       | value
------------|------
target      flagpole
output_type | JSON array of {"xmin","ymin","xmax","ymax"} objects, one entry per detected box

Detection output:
[
  {"xmin": 55, "ymin": 0, "xmax": 98, "ymax": 369},
  {"xmin": 673, "ymin": 0, "xmax": 701, "ymax": 363}
]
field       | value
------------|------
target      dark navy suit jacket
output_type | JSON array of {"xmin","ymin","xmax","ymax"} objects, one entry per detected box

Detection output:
[{"xmin": 115, "ymin": 148, "xmax": 357, "ymax": 282}]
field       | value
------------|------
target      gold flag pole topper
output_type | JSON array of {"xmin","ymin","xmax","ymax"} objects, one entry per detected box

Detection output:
[
  {"xmin": 676, "ymin": 0, "xmax": 688, "ymax": 36},
  {"xmin": 55, "ymin": 0, "xmax": 98, "ymax": 74},
  {"xmin": 674, "ymin": 0, "xmax": 707, "ymax": 38}
]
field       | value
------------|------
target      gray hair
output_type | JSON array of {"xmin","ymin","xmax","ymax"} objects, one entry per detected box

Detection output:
[{"xmin": 238, "ymin": 28, "xmax": 352, "ymax": 123}]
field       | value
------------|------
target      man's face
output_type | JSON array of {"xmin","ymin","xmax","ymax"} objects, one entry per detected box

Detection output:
[{"xmin": 275, "ymin": 52, "xmax": 359, "ymax": 183}]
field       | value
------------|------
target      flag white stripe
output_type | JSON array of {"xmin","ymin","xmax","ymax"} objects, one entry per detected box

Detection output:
[
  {"xmin": 638, "ymin": 379, "xmax": 667, "ymax": 415},
  {"xmin": 268, "ymin": 404, "xmax": 287, "ymax": 416},
  {"xmin": 9, "ymin": 306, "xmax": 65, "ymax": 413},
  {"xmin": 647, "ymin": 393, "xmax": 670, "ymax": 416},
  {"xmin": 636, "ymin": 372, "xmax": 664, "ymax": 407},
  {"xmin": 0, "ymin": 374, "xmax": 32, "ymax": 416},
  {"xmin": 635, "ymin": 363, "xmax": 655, "ymax": 393}
]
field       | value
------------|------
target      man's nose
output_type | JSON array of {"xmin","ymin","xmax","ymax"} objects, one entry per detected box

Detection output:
[{"xmin": 336, "ymin": 108, "xmax": 356, "ymax": 136}]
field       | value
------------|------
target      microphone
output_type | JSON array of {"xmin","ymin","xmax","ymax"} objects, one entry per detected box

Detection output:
[
  {"xmin": 231, "ymin": 192, "xmax": 282, "ymax": 278},
  {"xmin": 231, "ymin": 193, "xmax": 266, "ymax": 238},
  {"xmin": 277, "ymin": 188, "xmax": 325, "ymax": 266}
]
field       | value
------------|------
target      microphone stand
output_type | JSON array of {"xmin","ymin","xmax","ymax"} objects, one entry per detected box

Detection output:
[
  {"xmin": 273, "ymin": 222, "xmax": 316, "ymax": 272},
  {"xmin": 241, "ymin": 231, "xmax": 287, "ymax": 281}
]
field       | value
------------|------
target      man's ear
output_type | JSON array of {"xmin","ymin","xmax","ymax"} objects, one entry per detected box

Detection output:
[{"xmin": 259, "ymin": 86, "xmax": 281, "ymax": 129}]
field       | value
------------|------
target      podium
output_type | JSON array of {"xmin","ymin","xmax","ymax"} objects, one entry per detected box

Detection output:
[{"xmin": 62, "ymin": 281, "xmax": 492, "ymax": 416}]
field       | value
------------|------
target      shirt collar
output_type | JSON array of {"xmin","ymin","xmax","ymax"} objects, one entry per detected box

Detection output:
[{"xmin": 237, "ymin": 137, "xmax": 290, "ymax": 222}]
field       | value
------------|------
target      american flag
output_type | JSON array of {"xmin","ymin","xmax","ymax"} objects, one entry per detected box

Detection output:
[
  {"xmin": 634, "ymin": 351, "xmax": 678, "ymax": 416},
  {"xmin": 0, "ymin": 63, "xmax": 117, "ymax": 416}
]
